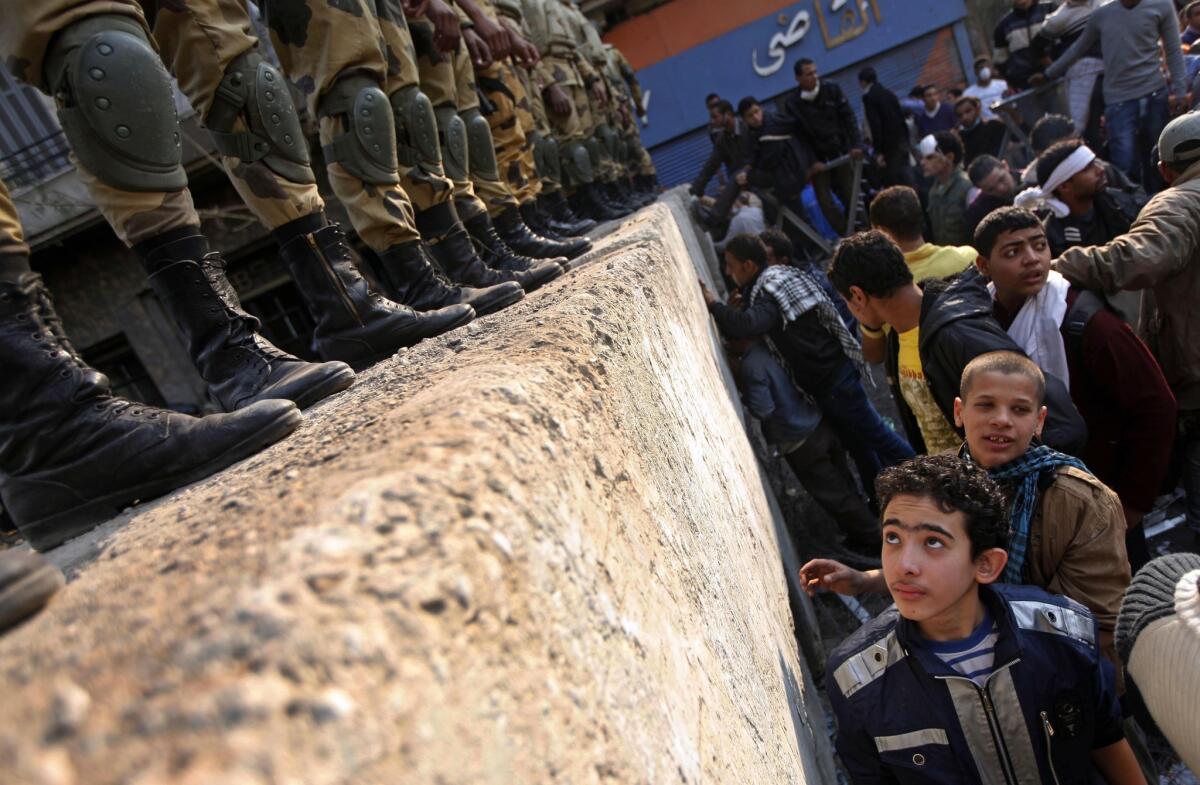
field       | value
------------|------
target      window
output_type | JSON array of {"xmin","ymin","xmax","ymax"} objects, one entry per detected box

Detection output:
[
  {"xmin": 241, "ymin": 280, "xmax": 318, "ymax": 361},
  {"xmin": 83, "ymin": 336, "xmax": 168, "ymax": 408}
]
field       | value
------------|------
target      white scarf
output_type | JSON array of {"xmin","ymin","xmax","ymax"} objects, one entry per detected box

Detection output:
[
  {"xmin": 990, "ymin": 270, "xmax": 1072, "ymax": 386},
  {"xmin": 800, "ymin": 80, "xmax": 821, "ymax": 101},
  {"xmin": 1013, "ymin": 145, "xmax": 1096, "ymax": 218}
]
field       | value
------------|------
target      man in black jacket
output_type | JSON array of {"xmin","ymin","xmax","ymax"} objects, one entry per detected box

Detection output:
[
  {"xmin": 737, "ymin": 97, "xmax": 813, "ymax": 204},
  {"xmin": 690, "ymin": 99, "xmax": 751, "ymax": 231},
  {"xmin": 858, "ymin": 67, "xmax": 913, "ymax": 188},
  {"xmin": 785, "ymin": 58, "xmax": 864, "ymax": 235},
  {"xmin": 920, "ymin": 267, "xmax": 1087, "ymax": 457}
]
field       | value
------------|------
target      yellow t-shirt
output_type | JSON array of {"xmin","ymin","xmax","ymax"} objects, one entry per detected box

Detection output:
[
  {"xmin": 904, "ymin": 243, "xmax": 976, "ymax": 283},
  {"xmin": 897, "ymin": 326, "xmax": 961, "ymax": 454}
]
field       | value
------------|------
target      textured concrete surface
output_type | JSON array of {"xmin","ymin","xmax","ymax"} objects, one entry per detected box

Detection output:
[{"xmin": 0, "ymin": 191, "xmax": 837, "ymax": 785}]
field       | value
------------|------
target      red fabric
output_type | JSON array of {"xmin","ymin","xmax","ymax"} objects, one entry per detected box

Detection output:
[{"xmin": 995, "ymin": 291, "xmax": 1177, "ymax": 513}]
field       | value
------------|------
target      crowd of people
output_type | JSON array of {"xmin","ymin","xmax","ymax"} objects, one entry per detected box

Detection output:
[
  {"xmin": 697, "ymin": 1, "xmax": 1200, "ymax": 781},
  {"xmin": 0, "ymin": 0, "xmax": 658, "ymax": 631}
]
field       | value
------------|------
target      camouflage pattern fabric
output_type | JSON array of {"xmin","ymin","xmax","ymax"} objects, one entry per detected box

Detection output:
[
  {"xmin": 0, "ymin": 177, "xmax": 31, "ymax": 259},
  {"xmin": 262, "ymin": 0, "xmax": 427, "ymax": 251},
  {"xmin": 477, "ymin": 59, "xmax": 541, "ymax": 206}
]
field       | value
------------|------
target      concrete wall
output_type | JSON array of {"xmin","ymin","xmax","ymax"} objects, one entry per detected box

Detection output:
[{"xmin": 0, "ymin": 192, "xmax": 837, "ymax": 785}]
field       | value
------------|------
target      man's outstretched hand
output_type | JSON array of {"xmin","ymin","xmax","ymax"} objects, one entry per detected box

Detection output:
[{"xmin": 699, "ymin": 279, "xmax": 718, "ymax": 306}]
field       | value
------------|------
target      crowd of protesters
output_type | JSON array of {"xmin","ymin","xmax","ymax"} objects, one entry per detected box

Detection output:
[{"xmin": 695, "ymin": 1, "xmax": 1200, "ymax": 781}]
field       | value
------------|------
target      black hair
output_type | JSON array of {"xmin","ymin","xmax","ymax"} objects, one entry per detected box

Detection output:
[
  {"xmin": 967, "ymin": 155, "xmax": 1004, "ymax": 187},
  {"xmin": 1030, "ymin": 115, "xmax": 1076, "ymax": 155},
  {"xmin": 960, "ymin": 350, "xmax": 1046, "ymax": 407},
  {"xmin": 933, "ymin": 131, "xmax": 964, "ymax": 166},
  {"xmin": 759, "ymin": 227, "xmax": 793, "ymax": 262},
  {"xmin": 973, "ymin": 205, "xmax": 1042, "ymax": 257},
  {"xmin": 922, "ymin": 84, "xmax": 939, "ymax": 96},
  {"xmin": 737, "ymin": 96, "xmax": 759, "ymax": 117},
  {"xmin": 973, "ymin": 55, "xmax": 991, "ymax": 69},
  {"xmin": 724, "ymin": 233, "xmax": 767, "ymax": 267},
  {"xmin": 909, "ymin": 85, "xmax": 927, "ymax": 99},
  {"xmin": 869, "ymin": 186, "xmax": 925, "ymax": 243},
  {"xmin": 712, "ymin": 99, "xmax": 734, "ymax": 117},
  {"xmin": 858, "ymin": 66, "xmax": 877, "ymax": 84},
  {"xmin": 1035, "ymin": 138, "xmax": 1085, "ymax": 189},
  {"xmin": 876, "ymin": 454, "xmax": 1010, "ymax": 558},
  {"xmin": 828, "ymin": 230, "xmax": 913, "ymax": 298},
  {"xmin": 948, "ymin": 87, "xmax": 963, "ymax": 100},
  {"xmin": 794, "ymin": 57, "xmax": 815, "ymax": 75},
  {"xmin": 705, "ymin": 93, "xmax": 721, "ymax": 106},
  {"xmin": 954, "ymin": 94, "xmax": 980, "ymax": 110}
]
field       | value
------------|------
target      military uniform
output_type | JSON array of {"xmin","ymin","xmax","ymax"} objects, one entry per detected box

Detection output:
[{"xmin": 606, "ymin": 44, "xmax": 657, "ymax": 181}]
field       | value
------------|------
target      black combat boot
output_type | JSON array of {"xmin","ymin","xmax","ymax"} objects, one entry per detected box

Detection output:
[
  {"xmin": 0, "ymin": 273, "xmax": 303, "ymax": 551},
  {"xmin": 520, "ymin": 201, "xmax": 594, "ymax": 259},
  {"xmin": 276, "ymin": 217, "xmax": 474, "ymax": 369},
  {"xmin": 570, "ymin": 184, "xmax": 624, "ymax": 223},
  {"xmin": 601, "ymin": 181, "xmax": 637, "ymax": 214},
  {"xmin": 140, "ymin": 233, "xmax": 355, "ymax": 411},
  {"xmin": 492, "ymin": 205, "xmax": 588, "ymax": 261},
  {"xmin": 420, "ymin": 202, "xmax": 549, "ymax": 293},
  {"xmin": 375, "ymin": 241, "xmax": 524, "ymax": 316},
  {"xmin": 538, "ymin": 192, "xmax": 596, "ymax": 236},
  {"xmin": 623, "ymin": 177, "xmax": 655, "ymax": 208},
  {"xmin": 462, "ymin": 212, "xmax": 567, "ymax": 285},
  {"xmin": 635, "ymin": 174, "xmax": 660, "ymax": 203}
]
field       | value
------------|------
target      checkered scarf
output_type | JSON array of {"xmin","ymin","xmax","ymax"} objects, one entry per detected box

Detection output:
[
  {"xmin": 749, "ymin": 264, "xmax": 866, "ymax": 377},
  {"xmin": 961, "ymin": 443, "xmax": 1089, "ymax": 583}
]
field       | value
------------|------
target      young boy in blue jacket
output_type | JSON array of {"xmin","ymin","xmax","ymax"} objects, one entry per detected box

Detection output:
[{"xmin": 825, "ymin": 452, "xmax": 1144, "ymax": 785}]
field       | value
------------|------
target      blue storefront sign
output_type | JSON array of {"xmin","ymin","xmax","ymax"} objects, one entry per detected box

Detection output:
[{"xmin": 637, "ymin": 0, "xmax": 969, "ymax": 151}]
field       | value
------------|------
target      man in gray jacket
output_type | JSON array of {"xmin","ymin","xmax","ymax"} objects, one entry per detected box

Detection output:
[
  {"xmin": 1055, "ymin": 112, "xmax": 1200, "ymax": 536},
  {"xmin": 1035, "ymin": 0, "xmax": 1187, "ymax": 191}
]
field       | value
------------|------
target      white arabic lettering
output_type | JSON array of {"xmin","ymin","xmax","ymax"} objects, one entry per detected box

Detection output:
[{"xmin": 752, "ymin": 9, "xmax": 811, "ymax": 77}]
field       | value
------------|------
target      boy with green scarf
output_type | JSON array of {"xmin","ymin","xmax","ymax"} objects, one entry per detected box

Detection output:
[{"xmin": 801, "ymin": 351, "xmax": 1131, "ymax": 673}]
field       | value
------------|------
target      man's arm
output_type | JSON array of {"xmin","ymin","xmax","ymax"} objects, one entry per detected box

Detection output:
[
  {"xmin": 1042, "ymin": 477, "xmax": 1131, "ymax": 670},
  {"xmin": 1054, "ymin": 192, "xmax": 1199, "ymax": 292},
  {"xmin": 1091, "ymin": 741, "xmax": 1147, "ymax": 785},
  {"xmin": 863, "ymin": 94, "xmax": 884, "ymax": 153},
  {"xmin": 708, "ymin": 296, "xmax": 781, "ymax": 339},
  {"xmin": 1160, "ymin": 5, "xmax": 1189, "ymax": 101},
  {"xmin": 691, "ymin": 145, "xmax": 722, "ymax": 196},
  {"xmin": 1043, "ymin": 15, "xmax": 1100, "ymax": 81}
]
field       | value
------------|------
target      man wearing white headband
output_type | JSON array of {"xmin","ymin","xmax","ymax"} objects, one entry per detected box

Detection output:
[
  {"xmin": 976, "ymin": 206, "xmax": 1176, "ymax": 573},
  {"xmin": 920, "ymin": 132, "xmax": 975, "ymax": 246},
  {"xmin": 1056, "ymin": 111, "xmax": 1200, "ymax": 541}
]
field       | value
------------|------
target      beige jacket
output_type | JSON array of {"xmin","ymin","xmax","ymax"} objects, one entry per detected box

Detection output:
[
  {"xmin": 1055, "ymin": 159, "xmax": 1200, "ymax": 410},
  {"xmin": 1028, "ymin": 466, "xmax": 1131, "ymax": 682}
]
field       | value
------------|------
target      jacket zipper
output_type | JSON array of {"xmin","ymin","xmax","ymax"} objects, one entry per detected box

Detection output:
[
  {"xmin": 1040, "ymin": 711, "xmax": 1061, "ymax": 785},
  {"xmin": 936, "ymin": 660, "xmax": 1022, "ymax": 785},
  {"xmin": 307, "ymin": 234, "xmax": 362, "ymax": 326}
]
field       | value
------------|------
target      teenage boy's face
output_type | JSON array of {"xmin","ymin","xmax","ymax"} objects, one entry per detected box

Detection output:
[
  {"xmin": 976, "ymin": 226, "xmax": 1051, "ymax": 301},
  {"xmin": 881, "ymin": 495, "xmax": 980, "ymax": 628},
  {"xmin": 920, "ymin": 151, "xmax": 948, "ymax": 178},
  {"xmin": 954, "ymin": 371, "xmax": 1047, "ymax": 469},
  {"xmin": 955, "ymin": 101, "xmax": 979, "ymax": 127}
]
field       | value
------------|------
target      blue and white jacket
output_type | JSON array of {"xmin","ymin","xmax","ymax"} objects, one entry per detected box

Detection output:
[{"xmin": 826, "ymin": 583, "xmax": 1124, "ymax": 785}]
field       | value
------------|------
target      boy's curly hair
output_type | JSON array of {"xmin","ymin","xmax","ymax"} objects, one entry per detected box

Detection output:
[{"xmin": 876, "ymin": 454, "xmax": 1010, "ymax": 557}]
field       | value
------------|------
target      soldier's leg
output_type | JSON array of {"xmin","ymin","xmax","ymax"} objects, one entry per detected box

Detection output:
[
  {"xmin": 515, "ymin": 70, "xmax": 594, "ymax": 237},
  {"xmin": 0, "ymin": 170, "xmax": 301, "ymax": 550},
  {"xmin": 409, "ymin": 22, "xmax": 567, "ymax": 280},
  {"xmin": 264, "ymin": 0, "xmax": 523, "ymax": 313},
  {"xmin": 477, "ymin": 61, "xmax": 539, "ymax": 207},
  {"xmin": 545, "ymin": 75, "xmax": 618, "ymax": 223},
  {"xmin": 11, "ymin": 2, "xmax": 354, "ymax": 410}
]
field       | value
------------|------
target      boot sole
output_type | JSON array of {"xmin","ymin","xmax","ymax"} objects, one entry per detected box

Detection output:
[
  {"xmin": 0, "ymin": 556, "xmax": 64, "ymax": 632},
  {"xmin": 18, "ymin": 406, "xmax": 304, "ymax": 552},
  {"xmin": 472, "ymin": 286, "xmax": 525, "ymax": 316},
  {"xmin": 336, "ymin": 308, "xmax": 477, "ymax": 372},
  {"xmin": 287, "ymin": 366, "xmax": 356, "ymax": 410}
]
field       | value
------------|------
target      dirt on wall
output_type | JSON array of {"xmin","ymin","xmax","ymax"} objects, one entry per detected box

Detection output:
[{"xmin": 0, "ymin": 193, "xmax": 838, "ymax": 785}]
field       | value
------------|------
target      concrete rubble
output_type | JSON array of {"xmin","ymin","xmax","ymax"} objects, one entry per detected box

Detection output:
[{"xmin": 0, "ymin": 191, "xmax": 838, "ymax": 785}]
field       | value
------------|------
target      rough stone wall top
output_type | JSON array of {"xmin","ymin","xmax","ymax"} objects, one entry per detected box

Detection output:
[{"xmin": 0, "ymin": 193, "xmax": 837, "ymax": 785}]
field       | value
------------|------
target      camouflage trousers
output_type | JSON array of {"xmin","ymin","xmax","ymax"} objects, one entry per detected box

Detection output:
[
  {"xmin": 410, "ymin": 19, "xmax": 519, "ymax": 220},
  {"xmin": 0, "ymin": 0, "xmax": 323, "ymax": 247},
  {"xmin": 263, "ymin": 0, "xmax": 466, "ymax": 252},
  {"xmin": 0, "ymin": 178, "xmax": 29, "ymax": 259},
  {"xmin": 477, "ymin": 60, "xmax": 540, "ymax": 205},
  {"xmin": 512, "ymin": 64, "xmax": 563, "ymax": 195}
]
